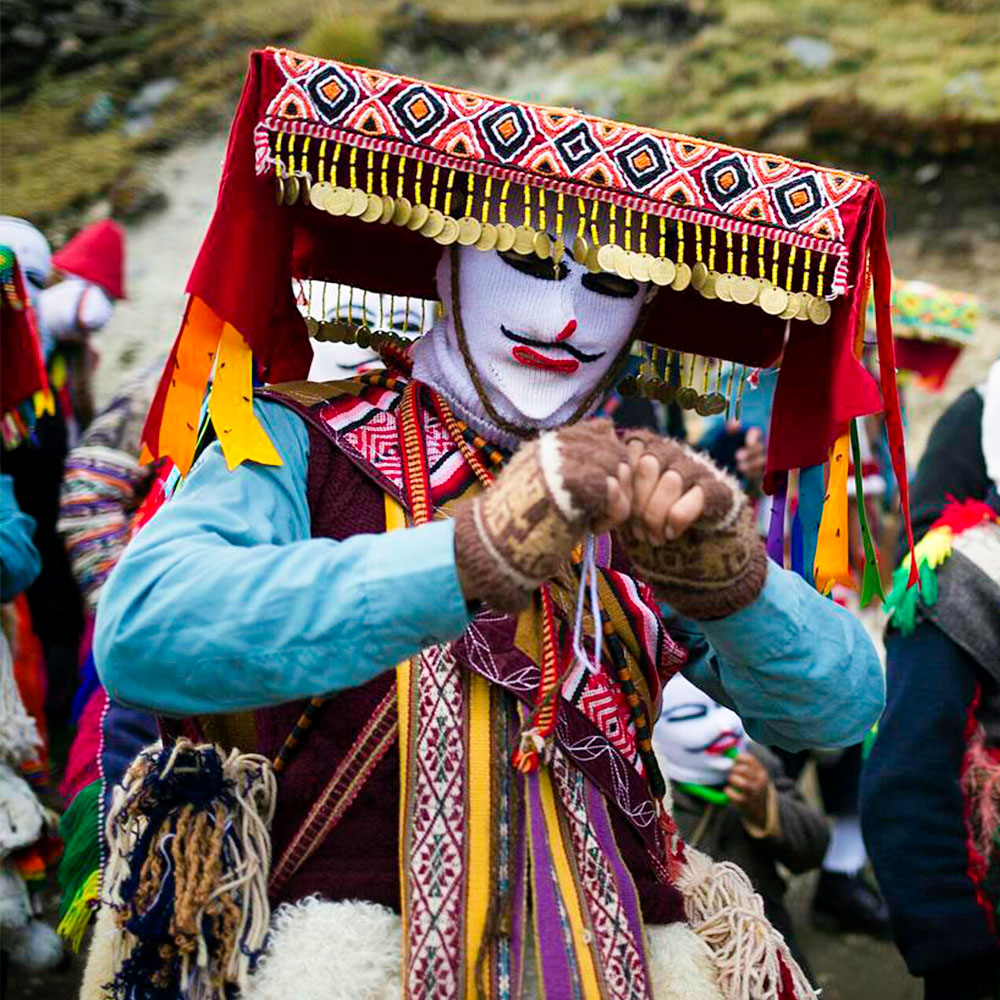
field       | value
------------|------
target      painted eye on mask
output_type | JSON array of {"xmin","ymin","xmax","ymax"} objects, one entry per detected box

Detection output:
[
  {"xmin": 664, "ymin": 703, "xmax": 709, "ymax": 723},
  {"xmin": 498, "ymin": 250, "xmax": 568, "ymax": 282},
  {"xmin": 581, "ymin": 272, "xmax": 640, "ymax": 299}
]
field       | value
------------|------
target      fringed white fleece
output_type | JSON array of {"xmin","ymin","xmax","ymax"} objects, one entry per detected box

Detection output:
[
  {"xmin": 241, "ymin": 896, "xmax": 731, "ymax": 1000},
  {"xmin": 678, "ymin": 847, "xmax": 816, "ymax": 1000}
]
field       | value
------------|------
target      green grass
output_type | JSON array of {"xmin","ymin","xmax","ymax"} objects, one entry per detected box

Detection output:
[{"xmin": 1, "ymin": 0, "xmax": 997, "ymax": 229}]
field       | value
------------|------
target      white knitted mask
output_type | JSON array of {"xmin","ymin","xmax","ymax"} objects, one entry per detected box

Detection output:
[
  {"xmin": 412, "ymin": 246, "xmax": 647, "ymax": 438},
  {"xmin": 653, "ymin": 673, "xmax": 747, "ymax": 786}
]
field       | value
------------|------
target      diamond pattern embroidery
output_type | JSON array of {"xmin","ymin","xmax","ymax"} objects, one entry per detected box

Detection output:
[
  {"xmin": 306, "ymin": 63, "xmax": 358, "ymax": 123},
  {"xmin": 269, "ymin": 54, "xmax": 862, "ymax": 249},
  {"xmin": 479, "ymin": 103, "xmax": 534, "ymax": 160},
  {"xmin": 772, "ymin": 174, "xmax": 825, "ymax": 226},
  {"xmin": 554, "ymin": 121, "xmax": 601, "ymax": 172},
  {"xmin": 703, "ymin": 153, "xmax": 754, "ymax": 208},
  {"xmin": 615, "ymin": 136, "xmax": 671, "ymax": 191},
  {"xmin": 392, "ymin": 84, "xmax": 448, "ymax": 139}
]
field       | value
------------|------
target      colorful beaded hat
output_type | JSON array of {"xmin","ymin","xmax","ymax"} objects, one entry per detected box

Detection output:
[
  {"xmin": 866, "ymin": 277, "xmax": 978, "ymax": 391},
  {"xmin": 140, "ymin": 48, "xmax": 916, "ymax": 584}
]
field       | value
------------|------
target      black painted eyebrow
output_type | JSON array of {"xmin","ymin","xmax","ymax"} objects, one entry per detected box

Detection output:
[
  {"xmin": 498, "ymin": 249, "xmax": 568, "ymax": 281},
  {"xmin": 581, "ymin": 272, "xmax": 640, "ymax": 298}
]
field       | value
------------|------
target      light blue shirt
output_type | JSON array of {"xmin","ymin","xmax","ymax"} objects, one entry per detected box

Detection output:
[
  {"xmin": 0, "ymin": 473, "xmax": 40, "ymax": 602},
  {"xmin": 95, "ymin": 400, "xmax": 884, "ymax": 750}
]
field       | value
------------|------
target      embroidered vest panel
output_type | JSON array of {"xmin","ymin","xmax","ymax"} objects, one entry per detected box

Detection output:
[{"xmin": 252, "ymin": 376, "xmax": 686, "ymax": 921}]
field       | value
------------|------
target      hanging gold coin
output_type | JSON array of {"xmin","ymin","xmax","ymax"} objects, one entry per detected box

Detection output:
[
  {"xmin": 714, "ymin": 273, "xmax": 733, "ymax": 302},
  {"xmin": 406, "ymin": 202, "xmax": 430, "ymax": 231},
  {"xmin": 629, "ymin": 252, "xmax": 653, "ymax": 283},
  {"xmin": 586, "ymin": 245, "xmax": 602, "ymax": 273},
  {"xmin": 615, "ymin": 249, "xmax": 634, "ymax": 281},
  {"xmin": 807, "ymin": 297, "xmax": 832, "ymax": 325},
  {"xmin": 572, "ymin": 236, "xmax": 589, "ymax": 266},
  {"xmin": 310, "ymin": 181, "xmax": 332, "ymax": 211},
  {"xmin": 420, "ymin": 208, "xmax": 446, "ymax": 239},
  {"xmin": 379, "ymin": 196, "xmax": 396, "ymax": 224},
  {"xmin": 671, "ymin": 261, "xmax": 692, "ymax": 291},
  {"xmin": 392, "ymin": 196, "xmax": 413, "ymax": 226},
  {"xmin": 435, "ymin": 216, "xmax": 461, "ymax": 245},
  {"xmin": 731, "ymin": 275, "xmax": 759, "ymax": 305},
  {"xmin": 759, "ymin": 285, "xmax": 789, "ymax": 316},
  {"xmin": 657, "ymin": 382, "xmax": 677, "ymax": 405},
  {"xmin": 305, "ymin": 316, "xmax": 319, "ymax": 338},
  {"xmin": 795, "ymin": 294, "xmax": 812, "ymax": 321},
  {"xmin": 704, "ymin": 392, "xmax": 728, "ymax": 415},
  {"xmin": 691, "ymin": 261, "xmax": 709, "ymax": 290},
  {"xmin": 701, "ymin": 273, "xmax": 719, "ymax": 300},
  {"xmin": 495, "ymin": 222, "xmax": 517, "ymax": 252},
  {"xmin": 513, "ymin": 225, "xmax": 536, "ymax": 255},
  {"xmin": 326, "ymin": 186, "xmax": 352, "ymax": 217},
  {"xmin": 476, "ymin": 222, "xmax": 499, "ymax": 252},
  {"xmin": 533, "ymin": 230, "xmax": 552, "ymax": 259},
  {"xmin": 550, "ymin": 238, "xmax": 565, "ymax": 264},
  {"xmin": 274, "ymin": 176, "xmax": 285, "ymax": 206},
  {"xmin": 596, "ymin": 243, "xmax": 620, "ymax": 273},
  {"xmin": 346, "ymin": 188, "xmax": 369, "ymax": 217},
  {"xmin": 649, "ymin": 257, "xmax": 676, "ymax": 287},
  {"xmin": 457, "ymin": 217, "xmax": 482, "ymax": 246},
  {"xmin": 781, "ymin": 292, "xmax": 802, "ymax": 320},
  {"xmin": 676, "ymin": 386, "xmax": 699, "ymax": 409},
  {"xmin": 361, "ymin": 193, "xmax": 384, "ymax": 223}
]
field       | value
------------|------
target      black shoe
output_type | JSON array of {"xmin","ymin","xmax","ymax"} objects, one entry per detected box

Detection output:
[{"xmin": 812, "ymin": 870, "xmax": 892, "ymax": 939}]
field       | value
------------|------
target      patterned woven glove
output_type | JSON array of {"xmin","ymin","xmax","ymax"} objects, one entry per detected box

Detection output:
[
  {"xmin": 454, "ymin": 419, "xmax": 626, "ymax": 612},
  {"xmin": 620, "ymin": 429, "xmax": 768, "ymax": 620}
]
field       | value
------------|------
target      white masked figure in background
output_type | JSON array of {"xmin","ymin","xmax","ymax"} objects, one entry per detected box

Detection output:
[{"xmin": 654, "ymin": 673, "xmax": 747, "ymax": 789}]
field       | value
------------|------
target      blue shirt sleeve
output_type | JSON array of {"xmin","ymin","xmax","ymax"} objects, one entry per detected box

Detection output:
[
  {"xmin": 0, "ymin": 473, "xmax": 40, "ymax": 602},
  {"xmin": 94, "ymin": 399, "xmax": 472, "ymax": 716},
  {"xmin": 671, "ymin": 563, "xmax": 885, "ymax": 751}
]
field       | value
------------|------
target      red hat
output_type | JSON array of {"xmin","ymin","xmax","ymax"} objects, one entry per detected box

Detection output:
[{"xmin": 52, "ymin": 219, "xmax": 126, "ymax": 299}]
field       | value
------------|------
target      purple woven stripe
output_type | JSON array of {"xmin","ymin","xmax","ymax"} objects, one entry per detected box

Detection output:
[
  {"xmin": 585, "ymin": 780, "xmax": 652, "ymax": 998},
  {"xmin": 766, "ymin": 475, "xmax": 787, "ymax": 566},
  {"xmin": 525, "ymin": 770, "xmax": 579, "ymax": 1000}
]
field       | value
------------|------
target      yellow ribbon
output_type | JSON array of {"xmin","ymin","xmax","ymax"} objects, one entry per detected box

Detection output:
[
  {"xmin": 813, "ymin": 431, "xmax": 853, "ymax": 593},
  {"xmin": 207, "ymin": 322, "xmax": 282, "ymax": 471}
]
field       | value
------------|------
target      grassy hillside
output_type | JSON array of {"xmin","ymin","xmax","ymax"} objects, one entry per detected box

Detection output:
[{"xmin": 1, "ymin": 0, "xmax": 997, "ymax": 233}]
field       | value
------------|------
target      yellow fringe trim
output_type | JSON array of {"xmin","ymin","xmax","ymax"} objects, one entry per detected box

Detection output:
[{"xmin": 57, "ymin": 868, "xmax": 101, "ymax": 952}]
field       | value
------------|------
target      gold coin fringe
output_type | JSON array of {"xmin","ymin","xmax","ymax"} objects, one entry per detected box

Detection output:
[
  {"xmin": 303, "ymin": 315, "xmax": 412, "ymax": 351},
  {"xmin": 618, "ymin": 348, "xmax": 754, "ymax": 421},
  {"xmin": 271, "ymin": 131, "xmax": 834, "ymax": 327}
]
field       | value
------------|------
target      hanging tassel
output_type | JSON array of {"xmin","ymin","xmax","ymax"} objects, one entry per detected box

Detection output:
[
  {"xmin": 849, "ymin": 418, "xmax": 886, "ymax": 607},
  {"xmin": 677, "ymin": 847, "xmax": 816, "ymax": 1000},
  {"xmin": 58, "ymin": 868, "xmax": 101, "ymax": 953},
  {"xmin": 869, "ymin": 189, "xmax": 917, "ymax": 588},
  {"xmin": 765, "ymin": 475, "xmax": 787, "ymax": 567},
  {"xmin": 103, "ymin": 739, "xmax": 276, "ymax": 1000},
  {"xmin": 813, "ymin": 432, "xmax": 852, "ymax": 593}
]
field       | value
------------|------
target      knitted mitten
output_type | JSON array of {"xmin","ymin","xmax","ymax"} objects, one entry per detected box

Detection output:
[
  {"xmin": 454, "ymin": 419, "xmax": 625, "ymax": 612},
  {"xmin": 620, "ymin": 429, "xmax": 767, "ymax": 620}
]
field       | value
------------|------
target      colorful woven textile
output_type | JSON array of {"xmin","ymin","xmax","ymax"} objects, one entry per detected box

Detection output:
[
  {"xmin": 866, "ymin": 277, "xmax": 978, "ymax": 390},
  {"xmin": 0, "ymin": 245, "xmax": 52, "ymax": 450},
  {"xmin": 139, "ymin": 51, "xmax": 910, "ymax": 540}
]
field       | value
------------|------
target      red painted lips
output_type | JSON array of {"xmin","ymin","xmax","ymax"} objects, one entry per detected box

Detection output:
[{"xmin": 511, "ymin": 345, "xmax": 581, "ymax": 374}]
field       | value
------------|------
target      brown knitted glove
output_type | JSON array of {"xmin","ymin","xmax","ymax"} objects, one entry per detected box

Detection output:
[
  {"xmin": 454, "ymin": 419, "xmax": 626, "ymax": 612},
  {"xmin": 619, "ymin": 429, "xmax": 768, "ymax": 620}
]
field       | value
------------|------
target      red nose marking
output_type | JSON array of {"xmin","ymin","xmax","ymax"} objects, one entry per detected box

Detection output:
[{"xmin": 555, "ymin": 319, "xmax": 577, "ymax": 342}]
